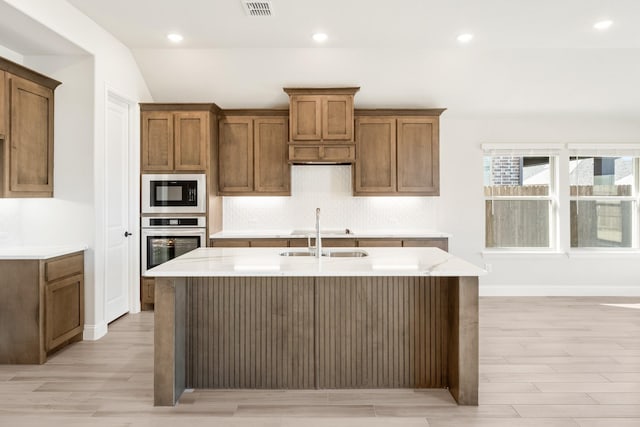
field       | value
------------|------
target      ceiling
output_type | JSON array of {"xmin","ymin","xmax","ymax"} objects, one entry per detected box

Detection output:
[
  {"xmin": 67, "ymin": 0, "xmax": 640, "ymax": 49},
  {"xmin": 5, "ymin": 0, "xmax": 639, "ymax": 116}
]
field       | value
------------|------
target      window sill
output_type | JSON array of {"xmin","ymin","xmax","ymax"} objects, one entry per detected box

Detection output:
[
  {"xmin": 481, "ymin": 250, "xmax": 566, "ymax": 259},
  {"xmin": 568, "ymin": 250, "xmax": 640, "ymax": 259}
]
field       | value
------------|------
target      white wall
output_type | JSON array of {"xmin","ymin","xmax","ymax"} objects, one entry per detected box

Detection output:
[
  {"xmin": 441, "ymin": 116, "xmax": 640, "ymax": 296},
  {"xmin": 2, "ymin": 0, "xmax": 152, "ymax": 339},
  {"xmin": 224, "ymin": 166, "xmax": 438, "ymax": 231}
]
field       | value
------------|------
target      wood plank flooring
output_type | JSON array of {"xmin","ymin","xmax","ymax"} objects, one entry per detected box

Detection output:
[{"xmin": 0, "ymin": 296, "xmax": 639, "ymax": 426}]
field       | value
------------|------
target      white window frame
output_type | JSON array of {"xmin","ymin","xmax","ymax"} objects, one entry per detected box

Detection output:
[
  {"xmin": 568, "ymin": 144, "xmax": 640, "ymax": 251},
  {"xmin": 482, "ymin": 143, "xmax": 561, "ymax": 252}
]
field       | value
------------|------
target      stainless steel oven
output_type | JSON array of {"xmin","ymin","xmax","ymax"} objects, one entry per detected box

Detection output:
[
  {"xmin": 141, "ymin": 216, "xmax": 206, "ymax": 273},
  {"xmin": 141, "ymin": 174, "xmax": 206, "ymax": 214}
]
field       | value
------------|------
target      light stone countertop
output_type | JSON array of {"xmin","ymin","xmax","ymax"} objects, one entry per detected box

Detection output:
[
  {"xmin": 0, "ymin": 245, "xmax": 88, "ymax": 260},
  {"xmin": 144, "ymin": 247, "xmax": 485, "ymax": 278},
  {"xmin": 210, "ymin": 229, "xmax": 452, "ymax": 239}
]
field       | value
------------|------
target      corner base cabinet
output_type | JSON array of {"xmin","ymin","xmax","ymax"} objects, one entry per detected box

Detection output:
[{"xmin": 0, "ymin": 251, "xmax": 84, "ymax": 364}]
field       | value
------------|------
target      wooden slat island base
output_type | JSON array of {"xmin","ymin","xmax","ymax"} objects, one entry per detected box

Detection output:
[{"xmin": 148, "ymin": 248, "xmax": 483, "ymax": 407}]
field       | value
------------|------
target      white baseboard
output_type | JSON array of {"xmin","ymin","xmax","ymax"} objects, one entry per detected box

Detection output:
[
  {"xmin": 480, "ymin": 285, "xmax": 640, "ymax": 297},
  {"xmin": 83, "ymin": 321, "xmax": 108, "ymax": 341}
]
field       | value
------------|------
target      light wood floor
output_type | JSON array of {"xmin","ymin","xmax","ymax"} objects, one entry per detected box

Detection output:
[{"xmin": 1, "ymin": 297, "xmax": 639, "ymax": 426}]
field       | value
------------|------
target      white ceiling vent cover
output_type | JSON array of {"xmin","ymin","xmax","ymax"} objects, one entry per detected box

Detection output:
[{"xmin": 242, "ymin": 1, "xmax": 273, "ymax": 16}]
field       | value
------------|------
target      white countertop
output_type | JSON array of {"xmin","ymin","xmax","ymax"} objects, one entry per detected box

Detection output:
[
  {"xmin": 0, "ymin": 245, "xmax": 88, "ymax": 260},
  {"xmin": 210, "ymin": 229, "xmax": 451, "ymax": 239},
  {"xmin": 145, "ymin": 247, "xmax": 485, "ymax": 278}
]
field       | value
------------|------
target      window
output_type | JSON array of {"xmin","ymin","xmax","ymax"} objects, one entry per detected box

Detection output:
[
  {"xmin": 569, "ymin": 156, "xmax": 637, "ymax": 248},
  {"xmin": 484, "ymin": 155, "xmax": 556, "ymax": 248}
]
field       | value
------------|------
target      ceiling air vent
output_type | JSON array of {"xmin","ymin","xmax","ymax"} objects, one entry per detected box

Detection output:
[{"xmin": 242, "ymin": 1, "xmax": 273, "ymax": 16}]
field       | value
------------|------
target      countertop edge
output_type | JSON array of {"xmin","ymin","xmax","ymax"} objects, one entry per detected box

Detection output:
[{"xmin": 0, "ymin": 245, "xmax": 89, "ymax": 260}]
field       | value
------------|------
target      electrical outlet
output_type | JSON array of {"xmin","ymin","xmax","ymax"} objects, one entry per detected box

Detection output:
[{"xmin": 484, "ymin": 263, "xmax": 492, "ymax": 272}]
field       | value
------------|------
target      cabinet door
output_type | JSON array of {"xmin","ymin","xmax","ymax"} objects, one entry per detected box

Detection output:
[
  {"xmin": 0, "ymin": 70, "xmax": 5, "ymax": 138},
  {"xmin": 290, "ymin": 95, "xmax": 322, "ymax": 141},
  {"xmin": 322, "ymin": 95, "xmax": 353, "ymax": 141},
  {"xmin": 174, "ymin": 111, "xmax": 209, "ymax": 171},
  {"xmin": 397, "ymin": 117, "xmax": 439, "ymax": 195},
  {"xmin": 254, "ymin": 117, "xmax": 290, "ymax": 194},
  {"xmin": 45, "ymin": 274, "xmax": 84, "ymax": 351},
  {"xmin": 219, "ymin": 117, "xmax": 254, "ymax": 193},
  {"xmin": 9, "ymin": 74, "xmax": 54, "ymax": 195},
  {"xmin": 354, "ymin": 117, "xmax": 396, "ymax": 194},
  {"xmin": 141, "ymin": 277, "xmax": 155, "ymax": 305},
  {"xmin": 141, "ymin": 111, "xmax": 173, "ymax": 171}
]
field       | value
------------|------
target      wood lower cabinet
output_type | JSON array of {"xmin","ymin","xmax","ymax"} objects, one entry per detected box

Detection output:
[
  {"xmin": 219, "ymin": 113, "xmax": 290, "ymax": 195},
  {"xmin": 212, "ymin": 237, "xmax": 448, "ymax": 251},
  {"xmin": 0, "ymin": 57, "xmax": 61, "ymax": 198},
  {"xmin": 140, "ymin": 104, "xmax": 215, "ymax": 172},
  {"xmin": 353, "ymin": 111, "xmax": 444, "ymax": 196},
  {"xmin": 0, "ymin": 251, "xmax": 84, "ymax": 364},
  {"xmin": 141, "ymin": 277, "xmax": 155, "ymax": 310},
  {"xmin": 0, "ymin": 70, "xmax": 5, "ymax": 138}
]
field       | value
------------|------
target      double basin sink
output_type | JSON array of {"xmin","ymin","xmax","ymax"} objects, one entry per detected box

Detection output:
[{"xmin": 283, "ymin": 228, "xmax": 367, "ymax": 257}]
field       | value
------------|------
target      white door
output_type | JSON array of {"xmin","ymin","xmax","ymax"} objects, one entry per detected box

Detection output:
[{"xmin": 105, "ymin": 94, "xmax": 131, "ymax": 323}]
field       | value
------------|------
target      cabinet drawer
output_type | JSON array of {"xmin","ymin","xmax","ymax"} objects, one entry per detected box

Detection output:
[
  {"xmin": 402, "ymin": 238, "xmax": 448, "ymax": 251},
  {"xmin": 45, "ymin": 253, "xmax": 83, "ymax": 282},
  {"xmin": 358, "ymin": 238, "xmax": 402, "ymax": 247},
  {"xmin": 251, "ymin": 239, "xmax": 289, "ymax": 247},
  {"xmin": 288, "ymin": 145, "xmax": 355, "ymax": 163},
  {"xmin": 210, "ymin": 239, "xmax": 251, "ymax": 247},
  {"xmin": 323, "ymin": 238, "xmax": 357, "ymax": 247}
]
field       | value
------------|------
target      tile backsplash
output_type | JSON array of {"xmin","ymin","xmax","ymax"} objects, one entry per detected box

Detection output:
[{"xmin": 223, "ymin": 165, "xmax": 439, "ymax": 231}]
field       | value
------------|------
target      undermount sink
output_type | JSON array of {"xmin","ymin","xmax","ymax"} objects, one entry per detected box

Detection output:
[
  {"xmin": 324, "ymin": 250, "xmax": 368, "ymax": 258},
  {"xmin": 279, "ymin": 250, "xmax": 316, "ymax": 257},
  {"xmin": 279, "ymin": 249, "xmax": 368, "ymax": 258}
]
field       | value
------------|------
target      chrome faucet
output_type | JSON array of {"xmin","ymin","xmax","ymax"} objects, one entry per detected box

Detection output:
[{"xmin": 315, "ymin": 208, "xmax": 322, "ymax": 258}]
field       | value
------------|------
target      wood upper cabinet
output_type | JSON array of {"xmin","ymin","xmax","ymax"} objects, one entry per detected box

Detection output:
[
  {"xmin": 354, "ymin": 117, "xmax": 396, "ymax": 194},
  {"xmin": 141, "ymin": 109, "xmax": 210, "ymax": 172},
  {"xmin": 7, "ymin": 74, "xmax": 55, "ymax": 195},
  {"xmin": 289, "ymin": 95, "xmax": 321, "ymax": 141},
  {"xmin": 219, "ymin": 116, "xmax": 253, "ymax": 193},
  {"xmin": 353, "ymin": 111, "xmax": 443, "ymax": 196},
  {"xmin": 219, "ymin": 113, "xmax": 290, "ymax": 195},
  {"xmin": 0, "ymin": 65, "xmax": 59, "ymax": 198},
  {"xmin": 285, "ymin": 88, "xmax": 359, "ymax": 143},
  {"xmin": 397, "ymin": 117, "xmax": 439, "ymax": 194},
  {"xmin": 254, "ymin": 117, "xmax": 290, "ymax": 193},
  {"xmin": 174, "ymin": 112, "xmax": 209, "ymax": 170}
]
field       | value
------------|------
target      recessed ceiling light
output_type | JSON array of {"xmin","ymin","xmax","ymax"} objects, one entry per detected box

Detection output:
[
  {"xmin": 167, "ymin": 33, "xmax": 184, "ymax": 43},
  {"xmin": 457, "ymin": 33, "xmax": 474, "ymax": 43},
  {"xmin": 593, "ymin": 20, "xmax": 613, "ymax": 30},
  {"xmin": 313, "ymin": 32, "xmax": 328, "ymax": 43}
]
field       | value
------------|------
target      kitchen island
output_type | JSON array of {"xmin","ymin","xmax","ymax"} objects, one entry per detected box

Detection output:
[{"xmin": 145, "ymin": 247, "xmax": 485, "ymax": 406}]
